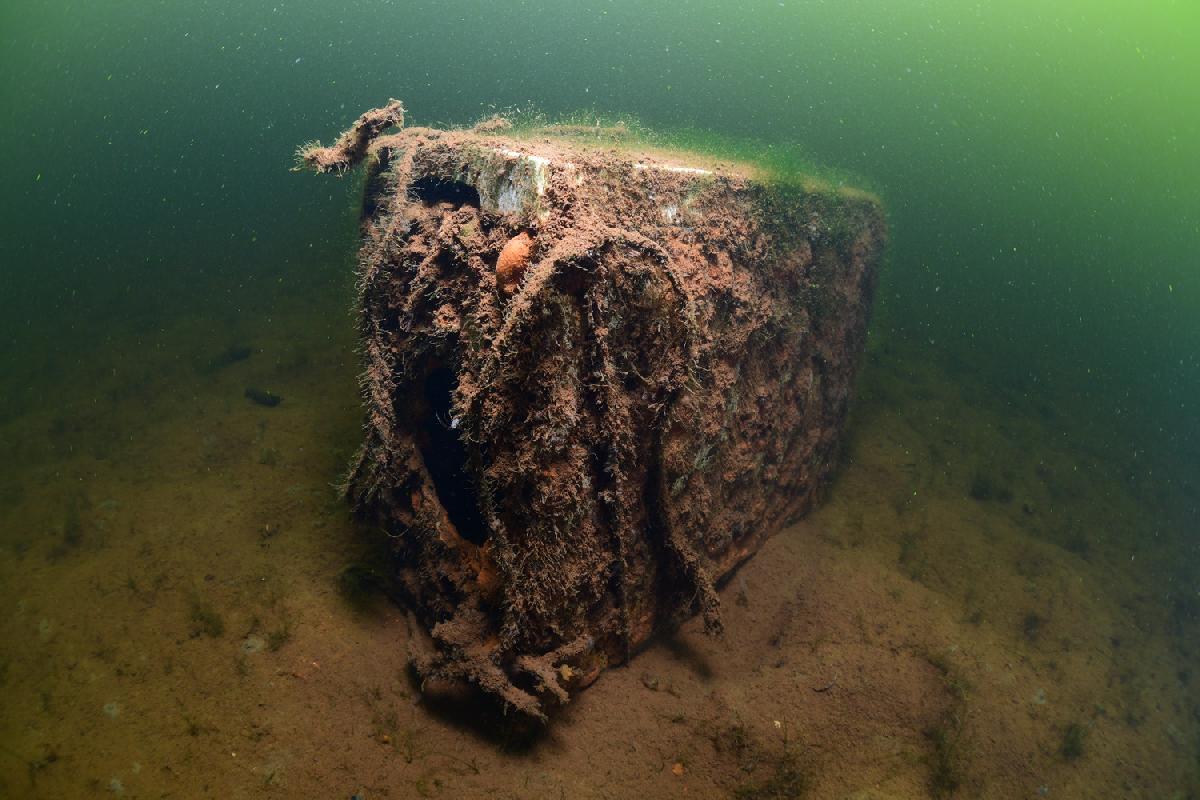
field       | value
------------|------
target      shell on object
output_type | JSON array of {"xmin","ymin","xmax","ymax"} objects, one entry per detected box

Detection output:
[{"xmin": 496, "ymin": 231, "xmax": 533, "ymax": 293}]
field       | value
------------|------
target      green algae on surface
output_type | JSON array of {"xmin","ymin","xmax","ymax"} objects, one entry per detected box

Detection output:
[{"xmin": 493, "ymin": 108, "xmax": 880, "ymax": 199}]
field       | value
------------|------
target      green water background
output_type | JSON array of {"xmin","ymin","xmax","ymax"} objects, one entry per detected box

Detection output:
[{"xmin": 1, "ymin": 0, "xmax": 1196, "ymax": 522}]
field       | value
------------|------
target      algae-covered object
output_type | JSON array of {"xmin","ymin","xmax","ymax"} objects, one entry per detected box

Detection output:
[{"xmin": 299, "ymin": 100, "xmax": 886, "ymax": 719}]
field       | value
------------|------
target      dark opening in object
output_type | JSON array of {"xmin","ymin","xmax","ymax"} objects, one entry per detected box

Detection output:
[
  {"xmin": 410, "ymin": 176, "xmax": 481, "ymax": 208},
  {"xmin": 419, "ymin": 367, "xmax": 489, "ymax": 545}
]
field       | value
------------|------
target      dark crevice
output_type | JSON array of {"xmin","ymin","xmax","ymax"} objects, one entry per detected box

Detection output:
[
  {"xmin": 419, "ymin": 366, "xmax": 489, "ymax": 545},
  {"xmin": 410, "ymin": 176, "xmax": 481, "ymax": 208},
  {"xmin": 644, "ymin": 435, "xmax": 685, "ymax": 626}
]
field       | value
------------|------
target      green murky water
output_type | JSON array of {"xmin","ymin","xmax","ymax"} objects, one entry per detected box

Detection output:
[
  {"xmin": 1, "ymin": 1, "xmax": 1197, "ymax": 796},
  {"xmin": 4, "ymin": 1, "xmax": 1197, "ymax": 456}
]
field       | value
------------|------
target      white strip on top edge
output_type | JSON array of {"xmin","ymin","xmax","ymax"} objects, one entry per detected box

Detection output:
[{"xmin": 633, "ymin": 162, "xmax": 713, "ymax": 176}]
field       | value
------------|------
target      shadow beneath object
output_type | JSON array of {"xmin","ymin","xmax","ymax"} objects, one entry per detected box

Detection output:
[
  {"xmin": 405, "ymin": 664, "xmax": 554, "ymax": 753},
  {"xmin": 336, "ymin": 564, "xmax": 396, "ymax": 621},
  {"xmin": 658, "ymin": 629, "xmax": 715, "ymax": 681},
  {"xmin": 332, "ymin": 517, "xmax": 407, "ymax": 625}
]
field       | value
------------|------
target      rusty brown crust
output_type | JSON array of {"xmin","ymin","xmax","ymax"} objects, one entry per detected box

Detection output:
[
  {"xmin": 295, "ymin": 99, "xmax": 406, "ymax": 174},
  {"xmin": 299, "ymin": 102, "xmax": 887, "ymax": 720}
]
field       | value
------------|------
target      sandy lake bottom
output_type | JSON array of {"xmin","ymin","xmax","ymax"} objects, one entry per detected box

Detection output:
[{"xmin": 1, "ymin": 272, "xmax": 1197, "ymax": 799}]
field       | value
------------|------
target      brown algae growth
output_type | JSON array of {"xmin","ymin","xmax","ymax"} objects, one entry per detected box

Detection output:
[{"xmin": 298, "ymin": 100, "xmax": 887, "ymax": 718}]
